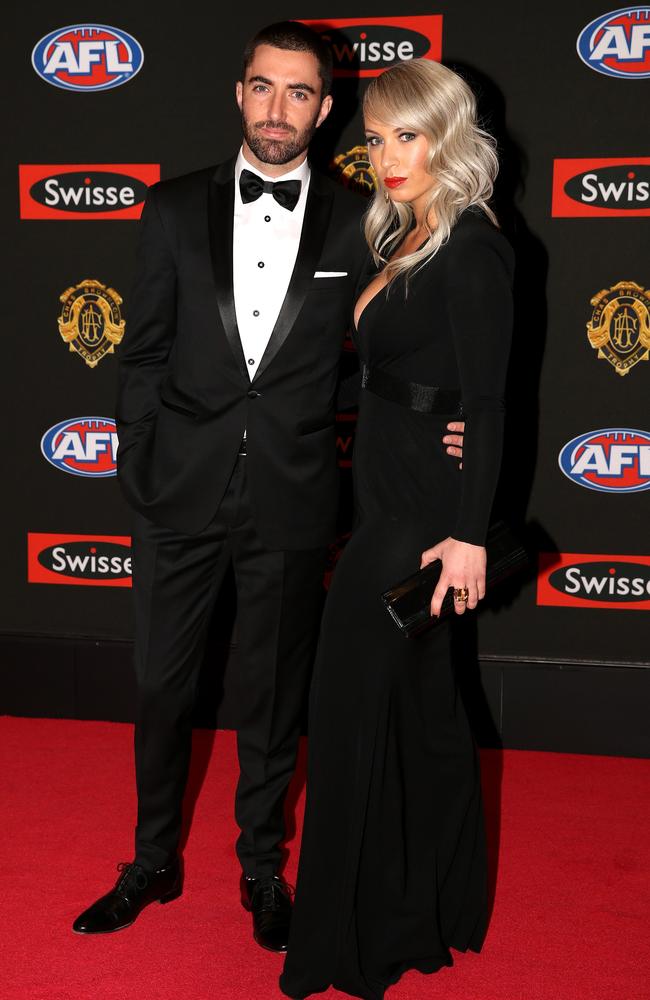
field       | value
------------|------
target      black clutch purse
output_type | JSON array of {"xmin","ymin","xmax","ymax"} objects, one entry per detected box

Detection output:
[{"xmin": 381, "ymin": 520, "xmax": 528, "ymax": 638}]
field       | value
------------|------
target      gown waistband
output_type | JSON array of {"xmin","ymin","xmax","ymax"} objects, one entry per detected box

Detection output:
[{"xmin": 360, "ymin": 364, "xmax": 463, "ymax": 416}]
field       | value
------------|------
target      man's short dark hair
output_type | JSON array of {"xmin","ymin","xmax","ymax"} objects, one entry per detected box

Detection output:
[{"xmin": 241, "ymin": 21, "xmax": 333, "ymax": 98}]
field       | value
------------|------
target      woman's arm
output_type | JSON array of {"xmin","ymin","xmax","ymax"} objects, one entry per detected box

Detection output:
[
  {"xmin": 422, "ymin": 221, "xmax": 514, "ymax": 615},
  {"xmin": 446, "ymin": 224, "xmax": 514, "ymax": 545}
]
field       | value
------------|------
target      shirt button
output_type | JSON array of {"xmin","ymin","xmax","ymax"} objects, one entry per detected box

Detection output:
[
  {"xmin": 248, "ymin": 358, "xmax": 255, "ymax": 366},
  {"xmin": 264, "ymin": 215, "xmax": 271, "ymax": 222},
  {"xmin": 257, "ymin": 261, "xmax": 265, "ymax": 268},
  {"xmin": 253, "ymin": 310, "xmax": 260, "ymax": 317}
]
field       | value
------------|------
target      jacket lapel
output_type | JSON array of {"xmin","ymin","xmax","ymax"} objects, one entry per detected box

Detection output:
[
  {"xmin": 208, "ymin": 159, "xmax": 248, "ymax": 380},
  {"xmin": 253, "ymin": 171, "xmax": 334, "ymax": 382}
]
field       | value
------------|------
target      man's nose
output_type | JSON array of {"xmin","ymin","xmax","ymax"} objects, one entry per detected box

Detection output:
[{"xmin": 268, "ymin": 90, "xmax": 286, "ymax": 123}]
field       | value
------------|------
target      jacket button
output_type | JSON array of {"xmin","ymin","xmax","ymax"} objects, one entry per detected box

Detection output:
[{"xmin": 247, "ymin": 390, "xmax": 261, "ymax": 399}]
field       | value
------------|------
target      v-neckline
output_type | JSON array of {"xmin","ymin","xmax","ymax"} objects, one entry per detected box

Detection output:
[
  {"xmin": 354, "ymin": 274, "xmax": 388, "ymax": 332},
  {"xmin": 354, "ymin": 233, "xmax": 430, "ymax": 332}
]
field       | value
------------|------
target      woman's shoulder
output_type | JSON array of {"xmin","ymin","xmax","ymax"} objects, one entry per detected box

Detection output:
[{"xmin": 445, "ymin": 207, "xmax": 514, "ymax": 275}]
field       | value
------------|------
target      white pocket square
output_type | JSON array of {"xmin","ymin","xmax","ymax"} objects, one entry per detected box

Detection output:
[{"xmin": 314, "ymin": 270, "xmax": 348, "ymax": 278}]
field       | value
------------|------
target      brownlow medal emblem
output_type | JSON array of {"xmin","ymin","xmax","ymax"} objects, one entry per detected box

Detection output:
[
  {"xmin": 586, "ymin": 281, "xmax": 650, "ymax": 377},
  {"xmin": 331, "ymin": 145, "xmax": 377, "ymax": 197},
  {"xmin": 58, "ymin": 279, "xmax": 125, "ymax": 368}
]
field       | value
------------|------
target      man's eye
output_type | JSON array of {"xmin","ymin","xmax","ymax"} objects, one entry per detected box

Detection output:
[
  {"xmin": 292, "ymin": 91, "xmax": 308, "ymax": 100},
  {"xmin": 253, "ymin": 85, "xmax": 268, "ymax": 93}
]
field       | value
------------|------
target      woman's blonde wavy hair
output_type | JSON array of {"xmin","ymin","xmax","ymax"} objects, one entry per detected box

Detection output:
[{"xmin": 363, "ymin": 58, "xmax": 499, "ymax": 284}]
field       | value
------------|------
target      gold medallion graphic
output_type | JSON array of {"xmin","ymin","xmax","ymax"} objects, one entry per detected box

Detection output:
[
  {"xmin": 331, "ymin": 145, "xmax": 377, "ymax": 197},
  {"xmin": 58, "ymin": 279, "xmax": 125, "ymax": 368},
  {"xmin": 586, "ymin": 281, "xmax": 650, "ymax": 377}
]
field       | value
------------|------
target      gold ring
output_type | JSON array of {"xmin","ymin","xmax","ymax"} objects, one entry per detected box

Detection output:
[{"xmin": 453, "ymin": 587, "xmax": 469, "ymax": 603}]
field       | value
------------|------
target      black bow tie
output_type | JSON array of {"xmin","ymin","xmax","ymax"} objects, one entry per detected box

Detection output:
[{"xmin": 239, "ymin": 168, "xmax": 302, "ymax": 212}]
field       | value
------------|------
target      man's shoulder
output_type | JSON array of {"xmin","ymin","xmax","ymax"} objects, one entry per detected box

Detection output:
[
  {"xmin": 149, "ymin": 157, "xmax": 235, "ymax": 209},
  {"xmin": 147, "ymin": 160, "xmax": 232, "ymax": 207},
  {"xmin": 311, "ymin": 169, "xmax": 367, "ymax": 218}
]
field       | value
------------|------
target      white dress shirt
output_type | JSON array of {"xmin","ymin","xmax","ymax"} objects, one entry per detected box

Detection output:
[{"xmin": 233, "ymin": 148, "xmax": 311, "ymax": 381}]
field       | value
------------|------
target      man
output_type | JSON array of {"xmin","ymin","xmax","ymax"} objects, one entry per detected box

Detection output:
[{"xmin": 73, "ymin": 21, "xmax": 465, "ymax": 951}]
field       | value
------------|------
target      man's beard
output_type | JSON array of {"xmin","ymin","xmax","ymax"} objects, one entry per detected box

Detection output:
[{"xmin": 241, "ymin": 111, "xmax": 320, "ymax": 166}]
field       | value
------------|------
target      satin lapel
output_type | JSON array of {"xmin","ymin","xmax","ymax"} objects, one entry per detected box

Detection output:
[
  {"xmin": 253, "ymin": 175, "xmax": 334, "ymax": 382},
  {"xmin": 208, "ymin": 161, "xmax": 248, "ymax": 380}
]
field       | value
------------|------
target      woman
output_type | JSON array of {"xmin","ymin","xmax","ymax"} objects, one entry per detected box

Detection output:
[{"xmin": 280, "ymin": 58, "xmax": 514, "ymax": 1000}]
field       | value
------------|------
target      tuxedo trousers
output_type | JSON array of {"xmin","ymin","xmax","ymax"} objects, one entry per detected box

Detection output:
[{"xmin": 130, "ymin": 455, "xmax": 327, "ymax": 876}]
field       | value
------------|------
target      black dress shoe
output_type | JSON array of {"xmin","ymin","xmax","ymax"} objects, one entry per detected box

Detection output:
[
  {"xmin": 72, "ymin": 860, "xmax": 182, "ymax": 934},
  {"xmin": 241, "ymin": 874, "xmax": 293, "ymax": 952}
]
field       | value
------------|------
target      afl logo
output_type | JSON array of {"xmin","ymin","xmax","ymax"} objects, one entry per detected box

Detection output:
[
  {"xmin": 558, "ymin": 428, "xmax": 650, "ymax": 493},
  {"xmin": 577, "ymin": 7, "xmax": 650, "ymax": 78},
  {"xmin": 41, "ymin": 417, "xmax": 119, "ymax": 477},
  {"xmin": 32, "ymin": 24, "xmax": 144, "ymax": 92}
]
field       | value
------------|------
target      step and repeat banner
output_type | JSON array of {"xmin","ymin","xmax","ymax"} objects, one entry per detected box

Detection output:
[{"xmin": 3, "ymin": 2, "xmax": 648, "ymax": 675}]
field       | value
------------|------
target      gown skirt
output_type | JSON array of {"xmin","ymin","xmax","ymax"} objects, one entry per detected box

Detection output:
[{"xmin": 279, "ymin": 390, "xmax": 488, "ymax": 1000}]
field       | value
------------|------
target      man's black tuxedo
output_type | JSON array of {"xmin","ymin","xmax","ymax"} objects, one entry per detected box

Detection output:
[
  {"xmin": 115, "ymin": 157, "xmax": 367, "ymax": 877},
  {"xmin": 116, "ymin": 158, "xmax": 367, "ymax": 548}
]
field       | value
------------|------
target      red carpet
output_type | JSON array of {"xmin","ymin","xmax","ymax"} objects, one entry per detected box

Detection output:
[{"xmin": 1, "ymin": 717, "xmax": 648, "ymax": 1000}]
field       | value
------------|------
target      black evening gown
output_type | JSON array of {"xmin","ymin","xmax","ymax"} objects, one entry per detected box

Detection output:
[{"xmin": 280, "ymin": 209, "xmax": 514, "ymax": 1000}]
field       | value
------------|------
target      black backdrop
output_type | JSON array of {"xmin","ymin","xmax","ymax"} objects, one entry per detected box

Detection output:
[{"xmin": 3, "ymin": 1, "xmax": 649, "ymax": 755}]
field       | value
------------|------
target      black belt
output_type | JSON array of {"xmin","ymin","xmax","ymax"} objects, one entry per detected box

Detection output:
[{"xmin": 361, "ymin": 364, "xmax": 462, "ymax": 416}]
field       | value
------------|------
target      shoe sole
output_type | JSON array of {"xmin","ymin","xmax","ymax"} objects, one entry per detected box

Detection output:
[
  {"xmin": 72, "ymin": 890, "xmax": 182, "ymax": 934},
  {"xmin": 72, "ymin": 920, "xmax": 135, "ymax": 935},
  {"xmin": 253, "ymin": 932, "xmax": 289, "ymax": 954},
  {"xmin": 243, "ymin": 897, "xmax": 289, "ymax": 953}
]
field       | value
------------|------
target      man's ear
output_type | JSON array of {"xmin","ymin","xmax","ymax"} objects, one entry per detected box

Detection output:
[
  {"xmin": 235, "ymin": 80, "xmax": 243, "ymax": 112},
  {"xmin": 316, "ymin": 94, "xmax": 333, "ymax": 129}
]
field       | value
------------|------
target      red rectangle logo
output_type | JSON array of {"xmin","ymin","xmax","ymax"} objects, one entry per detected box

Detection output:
[
  {"xmin": 537, "ymin": 552, "xmax": 650, "ymax": 609},
  {"xmin": 551, "ymin": 158, "xmax": 650, "ymax": 217},
  {"xmin": 19, "ymin": 164, "xmax": 160, "ymax": 220},
  {"xmin": 300, "ymin": 16, "xmax": 443, "ymax": 77},
  {"xmin": 28, "ymin": 533, "xmax": 132, "ymax": 587}
]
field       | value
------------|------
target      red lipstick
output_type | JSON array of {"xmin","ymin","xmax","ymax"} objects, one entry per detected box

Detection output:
[{"xmin": 385, "ymin": 176, "xmax": 407, "ymax": 189}]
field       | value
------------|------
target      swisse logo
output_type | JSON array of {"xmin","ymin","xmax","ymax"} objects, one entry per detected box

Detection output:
[
  {"xmin": 19, "ymin": 164, "xmax": 160, "ymax": 220},
  {"xmin": 558, "ymin": 428, "xmax": 650, "ymax": 493},
  {"xmin": 537, "ymin": 553, "xmax": 650, "ymax": 609},
  {"xmin": 301, "ymin": 16, "xmax": 442, "ymax": 77},
  {"xmin": 32, "ymin": 24, "xmax": 144, "ymax": 92},
  {"xmin": 577, "ymin": 7, "xmax": 650, "ymax": 78},
  {"xmin": 28, "ymin": 533, "xmax": 132, "ymax": 587},
  {"xmin": 41, "ymin": 417, "xmax": 118, "ymax": 477},
  {"xmin": 552, "ymin": 158, "xmax": 650, "ymax": 217}
]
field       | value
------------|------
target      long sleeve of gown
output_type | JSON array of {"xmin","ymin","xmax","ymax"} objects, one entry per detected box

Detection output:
[{"xmin": 445, "ymin": 225, "xmax": 514, "ymax": 546}]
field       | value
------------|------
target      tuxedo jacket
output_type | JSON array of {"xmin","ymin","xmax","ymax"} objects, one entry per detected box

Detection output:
[{"xmin": 115, "ymin": 157, "xmax": 367, "ymax": 548}]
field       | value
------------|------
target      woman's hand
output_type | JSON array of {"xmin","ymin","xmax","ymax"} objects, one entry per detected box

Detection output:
[
  {"xmin": 443, "ymin": 420, "xmax": 465, "ymax": 469},
  {"xmin": 420, "ymin": 536, "xmax": 487, "ymax": 616}
]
